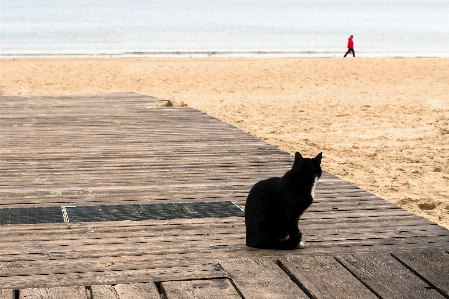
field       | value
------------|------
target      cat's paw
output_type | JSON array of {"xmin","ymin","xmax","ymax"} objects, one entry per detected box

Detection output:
[{"xmin": 299, "ymin": 241, "xmax": 305, "ymax": 249}]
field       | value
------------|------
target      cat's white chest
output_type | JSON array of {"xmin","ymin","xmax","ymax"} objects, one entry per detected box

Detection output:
[{"xmin": 311, "ymin": 176, "xmax": 319, "ymax": 199}]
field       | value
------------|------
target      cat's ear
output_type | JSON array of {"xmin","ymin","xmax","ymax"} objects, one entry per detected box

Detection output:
[
  {"xmin": 314, "ymin": 152, "xmax": 323, "ymax": 165},
  {"xmin": 292, "ymin": 152, "xmax": 304, "ymax": 170}
]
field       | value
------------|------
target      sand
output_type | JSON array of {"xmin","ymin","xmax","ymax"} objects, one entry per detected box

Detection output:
[{"xmin": 1, "ymin": 57, "xmax": 448, "ymax": 229}]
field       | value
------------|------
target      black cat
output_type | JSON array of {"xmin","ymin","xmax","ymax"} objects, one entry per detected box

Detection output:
[{"xmin": 245, "ymin": 152, "xmax": 322, "ymax": 249}]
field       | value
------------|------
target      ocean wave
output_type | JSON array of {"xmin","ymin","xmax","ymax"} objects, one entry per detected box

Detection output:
[{"xmin": 2, "ymin": 50, "xmax": 449, "ymax": 58}]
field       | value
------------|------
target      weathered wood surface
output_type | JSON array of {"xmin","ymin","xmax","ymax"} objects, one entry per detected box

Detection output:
[
  {"xmin": 90, "ymin": 285, "xmax": 119, "ymax": 299},
  {"xmin": 1, "ymin": 94, "xmax": 448, "ymax": 297},
  {"xmin": 337, "ymin": 253, "xmax": 447, "ymax": 299},
  {"xmin": 19, "ymin": 286, "xmax": 88, "ymax": 299},
  {"xmin": 17, "ymin": 284, "xmax": 160, "ymax": 299},
  {"xmin": 279, "ymin": 255, "xmax": 378, "ymax": 299},
  {"xmin": 393, "ymin": 250, "xmax": 449, "ymax": 296},
  {"xmin": 161, "ymin": 279, "xmax": 241, "ymax": 299},
  {"xmin": 0, "ymin": 290, "xmax": 14, "ymax": 299},
  {"xmin": 113, "ymin": 283, "xmax": 161, "ymax": 299},
  {"xmin": 220, "ymin": 259, "xmax": 309, "ymax": 299}
]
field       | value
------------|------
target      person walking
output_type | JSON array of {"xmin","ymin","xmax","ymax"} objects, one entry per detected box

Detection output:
[{"xmin": 344, "ymin": 35, "xmax": 355, "ymax": 57}]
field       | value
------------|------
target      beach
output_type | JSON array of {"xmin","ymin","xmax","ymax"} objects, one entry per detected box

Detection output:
[{"xmin": 1, "ymin": 57, "xmax": 448, "ymax": 229}]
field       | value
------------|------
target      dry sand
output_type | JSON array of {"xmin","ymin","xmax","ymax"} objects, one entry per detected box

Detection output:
[{"xmin": 1, "ymin": 57, "xmax": 448, "ymax": 228}]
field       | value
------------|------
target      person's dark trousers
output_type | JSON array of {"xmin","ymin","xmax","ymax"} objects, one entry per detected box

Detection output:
[{"xmin": 344, "ymin": 48, "xmax": 355, "ymax": 57}]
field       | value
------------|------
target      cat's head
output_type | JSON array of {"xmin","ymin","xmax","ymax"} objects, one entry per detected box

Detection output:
[{"xmin": 292, "ymin": 152, "xmax": 323, "ymax": 178}]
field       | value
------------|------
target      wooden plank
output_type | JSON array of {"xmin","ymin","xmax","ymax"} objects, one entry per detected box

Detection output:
[
  {"xmin": 90, "ymin": 285, "xmax": 118, "ymax": 299},
  {"xmin": 3, "ymin": 231, "xmax": 448, "ymax": 269},
  {"xmin": 393, "ymin": 250, "xmax": 449, "ymax": 296},
  {"xmin": 220, "ymin": 259, "xmax": 308, "ymax": 299},
  {"xmin": 0, "ymin": 219, "xmax": 444, "ymax": 253},
  {"xmin": 1, "ymin": 214, "xmax": 438, "ymax": 243},
  {"xmin": 161, "ymin": 279, "xmax": 241, "ymax": 299},
  {"xmin": 304, "ymin": 227, "xmax": 449, "ymax": 242},
  {"xmin": 302, "ymin": 216, "xmax": 442, "ymax": 230},
  {"xmin": 0, "ymin": 191, "xmax": 391, "ymax": 210},
  {"xmin": 5, "ymin": 214, "xmax": 445, "ymax": 253},
  {"xmin": 7, "ymin": 244, "xmax": 449, "ymax": 290},
  {"xmin": 279, "ymin": 255, "xmax": 377, "ymax": 299},
  {"xmin": 114, "ymin": 283, "xmax": 160, "ymax": 299},
  {"xmin": 337, "ymin": 253, "xmax": 446, "ymax": 299},
  {"xmin": 19, "ymin": 286, "xmax": 88, "ymax": 299},
  {"xmin": 0, "ymin": 263, "xmax": 227, "ymax": 290},
  {"xmin": 0, "ymin": 290, "xmax": 14, "ymax": 299}
]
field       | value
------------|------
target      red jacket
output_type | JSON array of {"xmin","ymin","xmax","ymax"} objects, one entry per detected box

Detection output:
[{"xmin": 347, "ymin": 37, "xmax": 354, "ymax": 49}]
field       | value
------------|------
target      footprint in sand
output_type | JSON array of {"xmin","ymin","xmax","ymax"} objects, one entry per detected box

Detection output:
[{"xmin": 418, "ymin": 202, "xmax": 436, "ymax": 210}]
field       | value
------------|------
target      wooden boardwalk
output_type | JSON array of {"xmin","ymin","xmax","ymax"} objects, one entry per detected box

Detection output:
[{"xmin": 0, "ymin": 93, "xmax": 448, "ymax": 298}]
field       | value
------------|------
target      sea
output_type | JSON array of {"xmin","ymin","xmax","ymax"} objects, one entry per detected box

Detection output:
[{"xmin": 1, "ymin": 0, "xmax": 448, "ymax": 57}]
